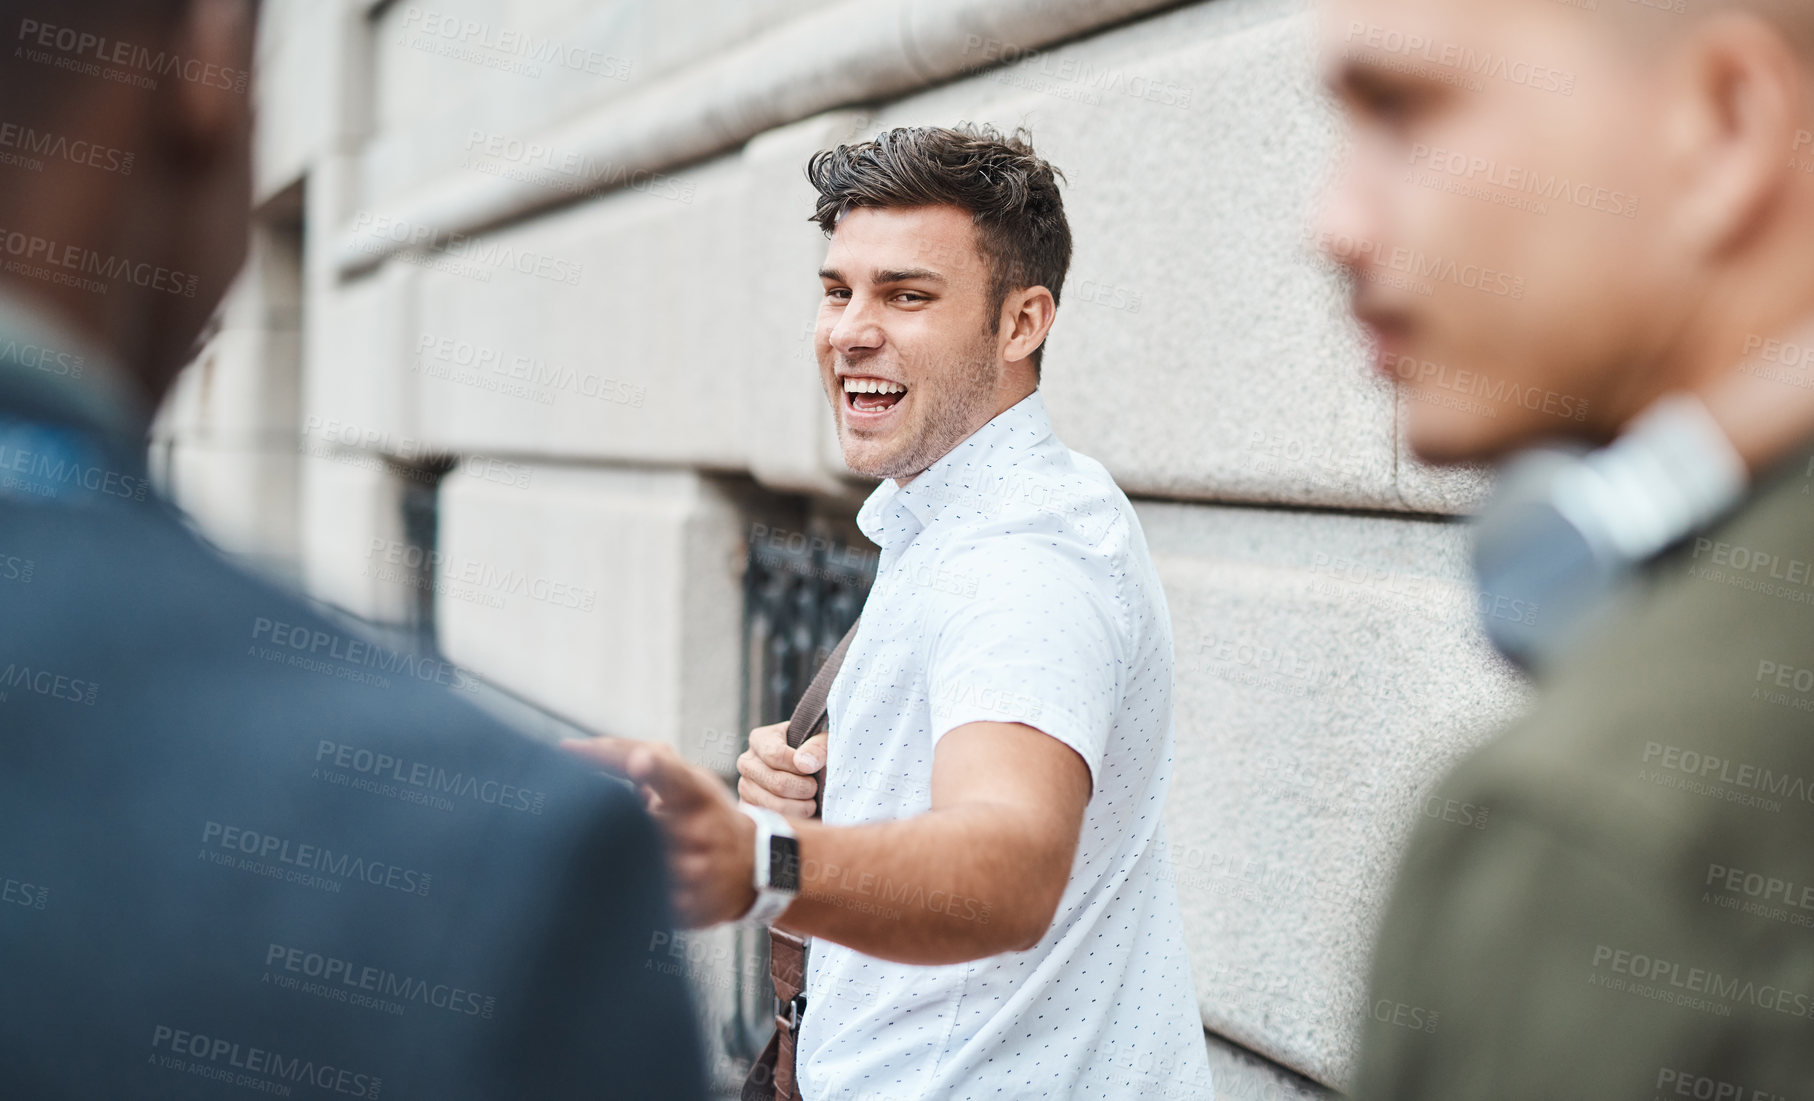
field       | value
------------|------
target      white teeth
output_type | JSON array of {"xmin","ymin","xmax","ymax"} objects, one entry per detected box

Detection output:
[{"xmin": 843, "ymin": 378, "xmax": 905, "ymax": 395}]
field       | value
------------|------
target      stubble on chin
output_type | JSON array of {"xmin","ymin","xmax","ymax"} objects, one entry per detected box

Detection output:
[{"xmin": 839, "ymin": 338, "xmax": 1001, "ymax": 481}]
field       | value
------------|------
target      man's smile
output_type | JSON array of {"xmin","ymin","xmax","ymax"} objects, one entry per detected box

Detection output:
[{"xmin": 841, "ymin": 374, "xmax": 910, "ymax": 428}]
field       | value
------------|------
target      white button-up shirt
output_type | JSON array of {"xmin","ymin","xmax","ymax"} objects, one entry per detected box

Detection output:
[{"xmin": 797, "ymin": 391, "xmax": 1212, "ymax": 1100}]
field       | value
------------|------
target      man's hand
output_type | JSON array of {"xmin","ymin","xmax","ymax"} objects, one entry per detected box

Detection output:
[
  {"xmin": 563, "ymin": 737, "xmax": 757, "ymax": 928},
  {"xmin": 736, "ymin": 721, "xmax": 826, "ymax": 819}
]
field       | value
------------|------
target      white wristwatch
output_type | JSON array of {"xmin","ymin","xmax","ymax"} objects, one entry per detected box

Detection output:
[{"xmin": 736, "ymin": 804, "xmax": 801, "ymax": 926}]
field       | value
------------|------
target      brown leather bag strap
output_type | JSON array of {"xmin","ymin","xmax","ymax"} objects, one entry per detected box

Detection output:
[
  {"xmin": 745, "ymin": 618, "xmax": 859, "ymax": 1101},
  {"xmin": 765, "ymin": 927, "xmax": 810, "ymax": 1100},
  {"xmin": 785, "ymin": 619, "xmax": 860, "ymax": 751}
]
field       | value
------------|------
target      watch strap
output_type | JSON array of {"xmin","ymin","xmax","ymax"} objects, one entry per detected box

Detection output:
[{"xmin": 737, "ymin": 804, "xmax": 797, "ymax": 926}]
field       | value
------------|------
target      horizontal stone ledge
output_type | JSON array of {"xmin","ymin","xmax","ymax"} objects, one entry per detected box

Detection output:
[
  {"xmin": 1203, "ymin": 1028, "xmax": 1337, "ymax": 1100},
  {"xmin": 333, "ymin": 0, "xmax": 1193, "ymax": 276}
]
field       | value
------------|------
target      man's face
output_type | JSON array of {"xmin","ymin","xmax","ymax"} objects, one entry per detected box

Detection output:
[
  {"xmin": 1317, "ymin": 0, "xmax": 1681, "ymax": 463},
  {"xmin": 817, "ymin": 205, "xmax": 1006, "ymax": 481}
]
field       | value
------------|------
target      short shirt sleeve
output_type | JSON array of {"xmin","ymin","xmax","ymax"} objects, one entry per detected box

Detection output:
[{"xmin": 924, "ymin": 527, "xmax": 1124, "ymax": 785}]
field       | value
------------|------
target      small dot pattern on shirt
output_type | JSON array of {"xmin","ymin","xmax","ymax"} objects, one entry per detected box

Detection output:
[{"xmin": 795, "ymin": 391, "xmax": 1213, "ymax": 1101}]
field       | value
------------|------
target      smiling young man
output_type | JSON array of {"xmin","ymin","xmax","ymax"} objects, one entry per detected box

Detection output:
[
  {"xmin": 1316, "ymin": 0, "xmax": 1814, "ymax": 1096},
  {"xmin": 571, "ymin": 125, "xmax": 1212, "ymax": 1099}
]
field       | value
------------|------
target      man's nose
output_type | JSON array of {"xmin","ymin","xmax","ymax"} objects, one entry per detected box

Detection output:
[
  {"xmin": 829, "ymin": 294, "xmax": 885, "ymax": 356},
  {"xmin": 1311, "ymin": 156, "xmax": 1380, "ymax": 274}
]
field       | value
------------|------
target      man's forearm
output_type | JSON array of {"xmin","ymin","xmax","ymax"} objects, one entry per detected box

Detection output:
[{"xmin": 775, "ymin": 804, "xmax": 1063, "ymax": 965}]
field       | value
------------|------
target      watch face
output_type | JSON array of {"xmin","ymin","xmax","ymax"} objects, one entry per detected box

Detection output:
[{"xmin": 768, "ymin": 834, "xmax": 801, "ymax": 893}]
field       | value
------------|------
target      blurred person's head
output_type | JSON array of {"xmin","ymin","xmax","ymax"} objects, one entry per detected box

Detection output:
[
  {"xmin": 1317, "ymin": 0, "xmax": 1814, "ymax": 464},
  {"xmin": 806, "ymin": 124, "xmax": 1070, "ymax": 482},
  {"xmin": 0, "ymin": 0, "xmax": 257, "ymax": 407}
]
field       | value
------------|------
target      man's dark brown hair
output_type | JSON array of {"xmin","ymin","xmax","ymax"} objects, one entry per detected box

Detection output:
[{"xmin": 805, "ymin": 124, "xmax": 1072, "ymax": 374}]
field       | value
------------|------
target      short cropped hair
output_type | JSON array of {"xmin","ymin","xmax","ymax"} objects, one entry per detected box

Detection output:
[
  {"xmin": 805, "ymin": 124, "xmax": 1072, "ymax": 373},
  {"xmin": 0, "ymin": 1, "xmax": 196, "ymax": 119}
]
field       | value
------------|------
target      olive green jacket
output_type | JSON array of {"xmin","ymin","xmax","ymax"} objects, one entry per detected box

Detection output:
[{"xmin": 1355, "ymin": 440, "xmax": 1814, "ymax": 1100}]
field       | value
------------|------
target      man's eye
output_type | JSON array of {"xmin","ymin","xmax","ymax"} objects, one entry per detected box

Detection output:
[
  {"xmin": 825, "ymin": 288, "xmax": 850, "ymax": 301},
  {"xmin": 895, "ymin": 292, "xmax": 928, "ymax": 304},
  {"xmin": 1374, "ymin": 93, "xmax": 1414, "ymax": 122},
  {"xmin": 1361, "ymin": 84, "xmax": 1427, "ymax": 128}
]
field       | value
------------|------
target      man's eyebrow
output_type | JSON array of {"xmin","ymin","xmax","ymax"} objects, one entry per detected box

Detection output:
[
  {"xmin": 819, "ymin": 266, "xmax": 948, "ymax": 286},
  {"xmin": 874, "ymin": 267, "xmax": 945, "ymax": 285},
  {"xmin": 1330, "ymin": 58, "xmax": 1412, "ymax": 101}
]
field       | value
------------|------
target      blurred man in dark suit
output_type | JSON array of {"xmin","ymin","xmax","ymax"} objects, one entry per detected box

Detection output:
[
  {"xmin": 1317, "ymin": 0, "xmax": 1814, "ymax": 1095},
  {"xmin": 0, "ymin": 2, "xmax": 704, "ymax": 1097}
]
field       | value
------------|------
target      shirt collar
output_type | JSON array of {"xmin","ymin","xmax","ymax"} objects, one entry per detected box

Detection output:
[
  {"xmin": 0, "ymin": 288, "xmax": 147, "ymax": 447},
  {"xmin": 856, "ymin": 389, "xmax": 1055, "ymax": 553}
]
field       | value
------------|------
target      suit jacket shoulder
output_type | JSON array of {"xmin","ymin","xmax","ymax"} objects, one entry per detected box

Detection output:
[{"xmin": 0, "ymin": 490, "xmax": 706, "ymax": 1099}]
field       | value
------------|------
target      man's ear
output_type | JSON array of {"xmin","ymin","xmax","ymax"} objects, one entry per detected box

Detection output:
[
  {"xmin": 1662, "ymin": 12, "xmax": 1804, "ymax": 259},
  {"xmin": 162, "ymin": 0, "xmax": 258, "ymax": 159},
  {"xmin": 1000, "ymin": 285, "xmax": 1058, "ymax": 368}
]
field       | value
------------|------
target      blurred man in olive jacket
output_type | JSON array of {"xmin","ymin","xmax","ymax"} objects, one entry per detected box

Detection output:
[
  {"xmin": 1317, "ymin": 0, "xmax": 1814, "ymax": 1096},
  {"xmin": 0, "ymin": 2, "xmax": 704, "ymax": 1097}
]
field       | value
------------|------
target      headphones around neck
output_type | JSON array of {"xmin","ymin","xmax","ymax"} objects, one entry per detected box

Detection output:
[{"xmin": 1471, "ymin": 394, "xmax": 1748, "ymax": 672}]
